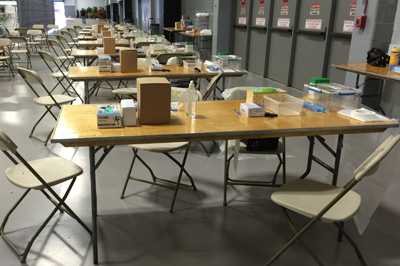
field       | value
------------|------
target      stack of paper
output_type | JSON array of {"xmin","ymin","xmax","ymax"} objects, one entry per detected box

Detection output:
[
  {"xmin": 338, "ymin": 108, "xmax": 390, "ymax": 122},
  {"xmin": 97, "ymin": 55, "xmax": 112, "ymax": 72}
]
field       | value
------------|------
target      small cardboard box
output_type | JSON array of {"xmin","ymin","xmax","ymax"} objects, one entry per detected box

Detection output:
[
  {"xmin": 102, "ymin": 30, "xmax": 111, "ymax": 37},
  {"xmin": 120, "ymin": 49, "xmax": 137, "ymax": 73},
  {"xmin": 103, "ymin": 37, "xmax": 116, "ymax": 54},
  {"xmin": 120, "ymin": 99, "xmax": 137, "ymax": 127},
  {"xmin": 246, "ymin": 87, "xmax": 286, "ymax": 107},
  {"xmin": 175, "ymin": 21, "xmax": 182, "ymax": 30},
  {"xmin": 97, "ymin": 24, "xmax": 104, "ymax": 34},
  {"xmin": 137, "ymin": 77, "xmax": 171, "ymax": 125}
]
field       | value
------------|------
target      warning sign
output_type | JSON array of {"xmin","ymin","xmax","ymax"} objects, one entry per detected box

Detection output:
[
  {"xmin": 305, "ymin": 19, "xmax": 322, "ymax": 30},
  {"xmin": 280, "ymin": 0, "xmax": 289, "ymax": 16},
  {"xmin": 310, "ymin": 2, "xmax": 321, "ymax": 16},
  {"xmin": 240, "ymin": 0, "xmax": 247, "ymax": 16},
  {"xmin": 258, "ymin": 0, "xmax": 265, "ymax": 16},
  {"xmin": 277, "ymin": 18, "xmax": 290, "ymax": 28},
  {"xmin": 350, "ymin": 0, "xmax": 357, "ymax": 16}
]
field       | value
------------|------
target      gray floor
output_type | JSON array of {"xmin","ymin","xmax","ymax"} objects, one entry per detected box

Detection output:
[{"xmin": 0, "ymin": 56, "xmax": 400, "ymax": 266}]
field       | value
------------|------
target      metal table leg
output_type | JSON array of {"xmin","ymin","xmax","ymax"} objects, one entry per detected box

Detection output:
[
  {"xmin": 84, "ymin": 80, "xmax": 90, "ymax": 104},
  {"xmin": 89, "ymin": 147, "xmax": 98, "ymax": 264},
  {"xmin": 223, "ymin": 140, "xmax": 229, "ymax": 207}
]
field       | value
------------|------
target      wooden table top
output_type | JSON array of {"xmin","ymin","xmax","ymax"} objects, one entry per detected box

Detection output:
[
  {"xmin": 333, "ymin": 63, "xmax": 400, "ymax": 81},
  {"xmin": 78, "ymin": 39, "xmax": 130, "ymax": 48},
  {"xmin": 78, "ymin": 35, "xmax": 97, "ymax": 41},
  {"xmin": 51, "ymin": 100, "xmax": 398, "ymax": 147},
  {"xmin": 179, "ymin": 31, "xmax": 212, "ymax": 38},
  {"xmin": 164, "ymin": 27, "xmax": 185, "ymax": 32},
  {"xmin": 71, "ymin": 48, "xmax": 119, "ymax": 58},
  {"xmin": 68, "ymin": 65, "xmax": 246, "ymax": 81}
]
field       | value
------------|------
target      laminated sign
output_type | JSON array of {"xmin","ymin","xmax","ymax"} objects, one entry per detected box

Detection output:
[
  {"xmin": 280, "ymin": 0, "xmax": 289, "ymax": 16},
  {"xmin": 310, "ymin": 2, "xmax": 321, "ymax": 16},
  {"xmin": 343, "ymin": 20, "xmax": 354, "ymax": 33},
  {"xmin": 305, "ymin": 19, "xmax": 322, "ymax": 30},
  {"xmin": 277, "ymin": 18, "xmax": 290, "ymax": 28},
  {"xmin": 258, "ymin": 0, "xmax": 265, "ymax": 16},
  {"xmin": 350, "ymin": 0, "xmax": 357, "ymax": 16}
]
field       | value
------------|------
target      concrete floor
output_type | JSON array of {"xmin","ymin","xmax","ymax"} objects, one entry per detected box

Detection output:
[{"xmin": 0, "ymin": 56, "xmax": 399, "ymax": 266}]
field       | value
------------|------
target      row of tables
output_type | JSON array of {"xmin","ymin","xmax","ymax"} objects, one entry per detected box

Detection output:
[{"xmin": 53, "ymin": 25, "xmax": 399, "ymax": 264}]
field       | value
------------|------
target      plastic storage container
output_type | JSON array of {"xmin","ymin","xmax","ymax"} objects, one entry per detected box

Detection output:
[
  {"xmin": 304, "ymin": 83, "xmax": 361, "ymax": 111},
  {"xmin": 264, "ymin": 94, "xmax": 304, "ymax": 116},
  {"xmin": 212, "ymin": 55, "xmax": 242, "ymax": 70}
]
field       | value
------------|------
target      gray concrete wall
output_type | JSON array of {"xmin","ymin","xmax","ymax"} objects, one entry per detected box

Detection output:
[
  {"xmin": 17, "ymin": 0, "xmax": 55, "ymax": 27},
  {"xmin": 181, "ymin": 0, "xmax": 213, "ymax": 19}
]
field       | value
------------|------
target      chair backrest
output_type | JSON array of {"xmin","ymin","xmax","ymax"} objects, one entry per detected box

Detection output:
[
  {"xmin": 353, "ymin": 135, "xmax": 400, "ymax": 181},
  {"xmin": 202, "ymin": 73, "xmax": 223, "ymax": 100},
  {"xmin": 0, "ymin": 38, "xmax": 11, "ymax": 47},
  {"xmin": 38, "ymin": 50, "xmax": 59, "ymax": 71},
  {"xmin": 0, "ymin": 131, "xmax": 17, "ymax": 152},
  {"xmin": 171, "ymin": 87, "xmax": 202, "ymax": 102},
  {"xmin": 47, "ymin": 24, "xmax": 58, "ymax": 30},
  {"xmin": 47, "ymin": 39, "xmax": 66, "ymax": 57}
]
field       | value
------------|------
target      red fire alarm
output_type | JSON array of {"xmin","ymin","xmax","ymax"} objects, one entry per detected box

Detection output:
[{"xmin": 355, "ymin": 15, "xmax": 367, "ymax": 29}]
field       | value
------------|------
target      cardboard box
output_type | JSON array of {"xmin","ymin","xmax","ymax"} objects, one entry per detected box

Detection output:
[
  {"xmin": 103, "ymin": 37, "xmax": 116, "ymax": 54},
  {"xmin": 120, "ymin": 49, "xmax": 137, "ymax": 73},
  {"xmin": 102, "ymin": 30, "xmax": 111, "ymax": 37},
  {"xmin": 246, "ymin": 87, "xmax": 286, "ymax": 107},
  {"xmin": 97, "ymin": 24, "xmax": 104, "ymax": 34},
  {"xmin": 175, "ymin": 22, "xmax": 182, "ymax": 30},
  {"xmin": 240, "ymin": 103, "xmax": 264, "ymax": 117},
  {"xmin": 137, "ymin": 77, "xmax": 171, "ymax": 125}
]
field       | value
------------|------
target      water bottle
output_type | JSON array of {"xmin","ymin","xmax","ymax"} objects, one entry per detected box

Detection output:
[{"xmin": 184, "ymin": 81, "xmax": 197, "ymax": 118}]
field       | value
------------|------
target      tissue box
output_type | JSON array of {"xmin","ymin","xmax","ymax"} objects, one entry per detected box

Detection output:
[
  {"xmin": 137, "ymin": 77, "xmax": 171, "ymax": 124},
  {"xmin": 120, "ymin": 49, "xmax": 137, "ymax": 73},
  {"xmin": 120, "ymin": 99, "xmax": 137, "ymax": 126},
  {"xmin": 246, "ymin": 87, "xmax": 286, "ymax": 107},
  {"xmin": 103, "ymin": 37, "xmax": 115, "ymax": 54},
  {"xmin": 240, "ymin": 103, "xmax": 264, "ymax": 117}
]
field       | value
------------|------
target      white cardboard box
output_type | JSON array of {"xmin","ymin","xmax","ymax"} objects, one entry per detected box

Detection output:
[{"xmin": 120, "ymin": 99, "xmax": 137, "ymax": 126}]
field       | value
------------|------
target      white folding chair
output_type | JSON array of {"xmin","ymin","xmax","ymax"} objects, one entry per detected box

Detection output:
[
  {"xmin": 9, "ymin": 36, "xmax": 32, "ymax": 69},
  {"xmin": 120, "ymin": 87, "xmax": 203, "ymax": 213},
  {"xmin": 265, "ymin": 135, "xmax": 400, "ymax": 266},
  {"xmin": 0, "ymin": 130, "xmax": 91, "ymax": 263},
  {"xmin": 0, "ymin": 38, "xmax": 15, "ymax": 77},
  {"xmin": 17, "ymin": 67, "xmax": 76, "ymax": 145}
]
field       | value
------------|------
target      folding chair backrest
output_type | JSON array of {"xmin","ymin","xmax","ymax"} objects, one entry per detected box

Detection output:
[
  {"xmin": 32, "ymin": 24, "xmax": 45, "ymax": 30},
  {"xmin": 47, "ymin": 39, "xmax": 65, "ymax": 56},
  {"xmin": 38, "ymin": 50, "xmax": 59, "ymax": 71},
  {"xmin": 0, "ymin": 131, "xmax": 17, "ymax": 152},
  {"xmin": 47, "ymin": 24, "xmax": 58, "ymax": 30},
  {"xmin": 56, "ymin": 34, "xmax": 70, "ymax": 49},
  {"xmin": 202, "ymin": 73, "xmax": 223, "ymax": 100},
  {"xmin": 17, "ymin": 67, "xmax": 50, "ymax": 97},
  {"xmin": 354, "ymin": 135, "xmax": 400, "ymax": 181},
  {"xmin": 27, "ymin": 29, "xmax": 42, "ymax": 36}
]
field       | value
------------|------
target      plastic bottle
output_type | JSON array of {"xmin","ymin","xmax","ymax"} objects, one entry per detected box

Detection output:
[{"xmin": 184, "ymin": 81, "xmax": 197, "ymax": 118}]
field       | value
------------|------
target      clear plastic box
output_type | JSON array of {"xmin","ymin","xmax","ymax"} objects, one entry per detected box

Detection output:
[
  {"xmin": 212, "ymin": 55, "xmax": 242, "ymax": 70},
  {"xmin": 264, "ymin": 94, "xmax": 304, "ymax": 116},
  {"xmin": 304, "ymin": 83, "xmax": 361, "ymax": 111}
]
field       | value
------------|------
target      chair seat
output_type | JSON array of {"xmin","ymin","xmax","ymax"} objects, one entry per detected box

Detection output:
[
  {"xmin": 112, "ymin": 87, "xmax": 137, "ymax": 95},
  {"xmin": 51, "ymin": 71, "xmax": 67, "ymax": 78},
  {"xmin": 33, "ymin": 94, "xmax": 75, "ymax": 106},
  {"xmin": 271, "ymin": 179, "xmax": 361, "ymax": 223},
  {"xmin": 5, "ymin": 157, "xmax": 83, "ymax": 189},
  {"xmin": 129, "ymin": 142, "xmax": 189, "ymax": 152}
]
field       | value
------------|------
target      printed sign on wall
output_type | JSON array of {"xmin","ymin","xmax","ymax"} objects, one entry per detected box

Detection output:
[
  {"xmin": 258, "ymin": 0, "xmax": 265, "ymax": 16},
  {"xmin": 305, "ymin": 19, "xmax": 322, "ymax": 30},
  {"xmin": 280, "ymin": 0, "xmax": 289, "ymax": 16},
  {"xmin": 277, "ymin": 18, "xmax": 290, "ymax": 28},
  {"xmin": 240, "ymin": 0, "xmax": 247, "ymax": 15},
  {"xmin": 350, "ymin": 0, "xmax": 357, "ymax": 16},
  {"xmin": 309, "ymin": 2, "xmax": 321, "ymax": 16},
  {"xmin": 343, "ymin": 20, "xmax": 354, "ymax": 32}
]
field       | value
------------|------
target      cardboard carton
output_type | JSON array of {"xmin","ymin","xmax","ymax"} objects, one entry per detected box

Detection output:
[
  {"xmin": 103, "ymin": 37, "xmax": 116, "ymax": 54},
  {"xmin": 137, "ymin": 77, "xmax": 171, "ymax": 125},
  {"xmin": 102, "ymin": 30, "xmax": 112, "ymax": 37},
  {"xmin": 120, "ymin": 49, "xmax": 137, "ymax": 73}
]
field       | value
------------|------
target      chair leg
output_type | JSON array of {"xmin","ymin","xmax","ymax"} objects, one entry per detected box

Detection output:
[
  {"xmin": 120, "ymin": 149, "xmax": 138, "ymax": 199},
  {"xmin": 169, "ymin": 143, "xmax": 191, "ymax": 213},
  {"xmin": 29, "ymin": 110, "xmax": 50, "ymax": 138},
  {"xmin": 333, "ymin": 223, "xmax": 368, "ymax": 266},
  {"xmin": 271, "ymin": 154, "xmax": 283, "ymax": 185},
  {"xmin": 164, "ymin": 151, "xmax": 197, "ymax": 191}
]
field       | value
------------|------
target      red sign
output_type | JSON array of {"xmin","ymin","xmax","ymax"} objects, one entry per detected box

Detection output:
[
  {"xmin": 280, "ymin": 0, "xmax": 289, "ymax": 16},
  {"xmin": 310, "ymin": 2, "xmax": 321, "ymax": 16},
  {"xmin": 350, "ymin": 0, "xmax": 357, "ymax": 16},
  {"xmin": 240, "ymin": 0, "xmax": 247, "ymax": 15},
  {"xmin": 258, "ymin": 0, "xmax": 266, "ymax": 16}
]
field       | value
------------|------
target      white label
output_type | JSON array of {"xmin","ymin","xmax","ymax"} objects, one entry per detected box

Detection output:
[
  {"xmin": 305, "ymin": 19, "xmax": 322, "ymax": 30},
  {"xmin": 343, "ymin": 20, "xmax": 354, "ymax": 32},
  {"xmin": 277, "ymin": 18, "xmax": 291, "ymax": 28},
  {"xmin": 238, "ymin": 17, "xmax": 247, "ymax": 25},
  {"xmin": 256, "ymin": 17, "xmax": 266, "ymax": 26}
]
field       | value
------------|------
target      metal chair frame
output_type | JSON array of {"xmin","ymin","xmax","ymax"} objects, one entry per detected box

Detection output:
[
  {"xmin": 0, "ymin": 131, "xmax": 91, "ymax": 263},
  {"xmin": 265, "ymin": 135, "xmax": 400, "ymax": 266},
  {"xmin": 38, "ymin": 50, "xmax": 83, "ymax": 103},
  {"xmin": 121, "ymin": 143, "xmax": 197, "ymax": 213},
  {"xmin": 47, "ymin": 39, "xmax": 75, "ymax": 70},
  {"xmin": 9, "ymin": 36, "xmax": 32, "ymax": 69},
  {"xmin": 17, "ymin": 67, "xmax": 75, "ymax": 145},
  {"xmin": 0, "ymin": 38, "xmax": 15, "ymax": 78}
]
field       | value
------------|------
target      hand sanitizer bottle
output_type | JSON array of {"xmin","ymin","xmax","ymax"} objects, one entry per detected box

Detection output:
[{"xmin": 188, "ymin": 80, "xmax": 197, "ymax": 119}]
